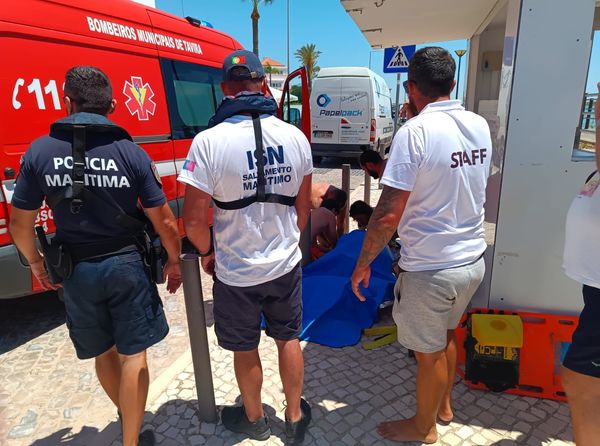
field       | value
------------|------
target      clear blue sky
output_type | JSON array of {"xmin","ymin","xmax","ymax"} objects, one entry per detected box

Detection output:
[
  {"xmin": 156, "ymin": 0, "xmax": 600, "ymax": 98},
  {"xmin": 156, "ymin": 0, "xmax": 470, "ymax": 101}
]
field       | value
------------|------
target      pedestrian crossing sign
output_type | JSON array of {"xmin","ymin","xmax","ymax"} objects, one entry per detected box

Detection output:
[{"xmin": 383, "ymin": 45, "xmax": 416, "ymax": 73}]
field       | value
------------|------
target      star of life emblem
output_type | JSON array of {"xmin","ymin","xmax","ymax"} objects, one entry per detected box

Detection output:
[{"xmin": 123, "ymin": 76, "xmax": 156, "ymax": 121}]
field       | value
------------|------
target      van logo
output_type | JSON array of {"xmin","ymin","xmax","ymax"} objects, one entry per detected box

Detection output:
[
  {"xmin": 316, "ymin": 94, "xmax": 331, "ymax": 108},
  {"xmin": 123, "ymin": 76, "xmax": 156, "ymax": 121}
]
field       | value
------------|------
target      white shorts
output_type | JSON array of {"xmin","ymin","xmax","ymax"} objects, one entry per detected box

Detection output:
[{"xmin": 392, "ymin": 257, "xmax": 485, "ymax": 353}]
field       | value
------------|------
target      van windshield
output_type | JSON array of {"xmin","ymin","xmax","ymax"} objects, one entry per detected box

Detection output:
[{"xmin": 160, "ymin": 59, "xmax": 223, "ymax": 139}]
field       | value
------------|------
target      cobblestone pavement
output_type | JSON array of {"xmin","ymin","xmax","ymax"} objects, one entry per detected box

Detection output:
[
  {"xmin": 0, "ymin": 161, "xmax": 364, "ymax": 446},
  {"xmin": 100, "ymin": 181, "xmax": 574, "ymax": 446},
  {"xmin": 312, "ymin": 158, "xmax": 367, "ymax": 198},
  {"xmin": 0, "ymin": 279, "xmax": 201, "ymax": 446},
  {"xmin": 1, "ymin": 167, "xmax": 576, "ymax": 446},
  {"xmin": 108, "ymin": 309, "xmax": 575, "ymax": 446}
]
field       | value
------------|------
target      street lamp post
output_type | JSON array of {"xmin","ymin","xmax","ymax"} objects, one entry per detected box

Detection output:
[
  {"xmin": 287, "ymin": 0, "xmax": 290, "ymax": 75},
  {"xmin": 454, "ymin": 49, "xmax": 467, "ymax": 100}
]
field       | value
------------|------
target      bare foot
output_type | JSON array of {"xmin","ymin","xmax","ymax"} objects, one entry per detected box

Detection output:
[
  {"xmin": 377, "ymin": 417, "xmax": 438, "ymax": 444},
  {"xmin": 437, "ymin": 400, "xmax": 454, "ymax": 424}
]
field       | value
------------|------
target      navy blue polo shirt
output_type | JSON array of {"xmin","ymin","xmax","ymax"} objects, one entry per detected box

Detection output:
[{"xmin": 12, "ymin": 113, "xmax": 166, "ymax": 244}]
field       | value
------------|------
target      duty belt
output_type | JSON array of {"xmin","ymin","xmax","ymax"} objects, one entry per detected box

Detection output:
[{"xmin": 68, "ymin": 237, "xmax": 139, "ymax": 264}]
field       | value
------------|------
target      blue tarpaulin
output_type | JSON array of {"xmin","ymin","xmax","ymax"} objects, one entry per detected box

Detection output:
[{"xmin": 299, "ymin": 230, "xmax": 396, "ymax": 347}]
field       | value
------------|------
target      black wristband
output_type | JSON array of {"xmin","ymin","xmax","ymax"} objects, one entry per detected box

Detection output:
[
  {"xmin": 199, "ymin": 245, "xmax": 213, "ymax": 257},
  {"xmin": 199, "ymin": 227, "xmax": 214, "ymax": 257}
]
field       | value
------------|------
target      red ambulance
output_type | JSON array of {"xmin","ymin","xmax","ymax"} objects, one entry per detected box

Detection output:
[{"xmin": 0, "ymin": 0, "xmax": 310, "ymax": 299}]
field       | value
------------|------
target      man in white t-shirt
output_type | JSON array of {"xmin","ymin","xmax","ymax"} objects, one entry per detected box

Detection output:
[
  {"xmin": 561, "ymin": 81, "xmax": 600, "ymax": 446},
  {"xmin": 351, "ymin": 47, "xmax": 491, "ymax": 444},
  {"xmin": 179, "ymin": 50, "xmax": 313, "ymax": 444}
]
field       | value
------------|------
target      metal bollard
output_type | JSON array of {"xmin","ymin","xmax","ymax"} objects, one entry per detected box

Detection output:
[
  {"xmin": 363, "ymin": 170, "xmax": 371, "ymax": 206},
  {"xmin": 180, "ymin": 253, "xmax": 218, "ymax": 423},
  {"xmin": 300, "ymin": 216, "xmax": 312, "ymax": 266},
  {"xmin": 342, "ymin": 163, "xmax": 351, "ymax": 233}
]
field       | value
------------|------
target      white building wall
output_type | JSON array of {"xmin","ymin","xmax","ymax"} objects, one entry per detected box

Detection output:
[{"xmin": 489, "ymin": 0, "xmax": 596, "ymax": 314}]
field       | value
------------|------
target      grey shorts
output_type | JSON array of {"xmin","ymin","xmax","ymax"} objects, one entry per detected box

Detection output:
[
  {"xmin": 213, "ymin": 264, "xmax": 302, "ymax": 352},
  {"xmin": 392, "ymin": 257, "xmax": 485, "ymax": 353}
]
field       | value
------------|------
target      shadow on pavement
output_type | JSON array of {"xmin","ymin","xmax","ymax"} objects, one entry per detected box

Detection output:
[
  {"xmin": 28, "ymin": 426, "xmax": 99, "ymax": 445},
  {"xmin": 0, "ymin": 292, "xmax": 65, "ymax": 355},
  {"xmin": 126, "ymin": 399, "xmax": 286, "ymax": 446},
  {"xmin": 297, "ymin": 327, "xmax": 574, "ymax": 446}
]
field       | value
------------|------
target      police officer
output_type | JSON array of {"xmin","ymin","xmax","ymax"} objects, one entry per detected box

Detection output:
[{"xmin": 9, "ymin": 66, "xmax": 182, "ymax": 446}]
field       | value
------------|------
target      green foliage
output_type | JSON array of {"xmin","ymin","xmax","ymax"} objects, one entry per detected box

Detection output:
[
  {"xmin": 263, "ymin": 63, "xmax": 280, "ymax": 75},
  {"xmin": 294, "ymin": 43, "xmax": 322, "ymax": 88},
  {"xmin": 290, "ymin": 85, "xmax": 302, "ymax": 103}
]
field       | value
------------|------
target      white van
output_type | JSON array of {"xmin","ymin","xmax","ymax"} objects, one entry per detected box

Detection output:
[{"xmin": 310, "ymin": 67, "xmax": 394, "ymax": 160}]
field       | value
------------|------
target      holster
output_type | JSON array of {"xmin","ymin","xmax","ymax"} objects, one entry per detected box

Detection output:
[
  {"xmin": 140, "ymin": 228, "xmax": 167, "ymax": 285},
  {"xmin": 35, "ymin": 226, "xmax": 73, "ymax": 284}
]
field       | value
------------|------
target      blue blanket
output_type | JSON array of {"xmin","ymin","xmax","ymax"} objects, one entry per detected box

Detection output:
[{"xmin": 299, "ymin": 230, "xmax": 396, "ymax": 347}]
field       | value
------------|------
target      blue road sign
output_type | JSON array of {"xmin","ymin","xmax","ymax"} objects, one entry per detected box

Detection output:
[{"xmin": 383, "ymin": 45, "xmax": 416, "ymax": 73}]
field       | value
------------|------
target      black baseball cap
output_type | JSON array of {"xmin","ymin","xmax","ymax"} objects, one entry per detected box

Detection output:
[{"xmin": 222, "ymin": 50, "xmax": 265, "ymax": 81}]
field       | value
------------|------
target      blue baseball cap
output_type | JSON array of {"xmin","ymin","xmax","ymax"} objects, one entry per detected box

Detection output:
[{"xmin": 222, "ymin": 50, "xmax": 265, "ymax": 81}]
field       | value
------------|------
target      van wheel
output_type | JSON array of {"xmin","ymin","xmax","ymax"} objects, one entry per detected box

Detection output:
[{"xmin": 313, "ymin": 156, "xmax": 323, "ymax": 164}]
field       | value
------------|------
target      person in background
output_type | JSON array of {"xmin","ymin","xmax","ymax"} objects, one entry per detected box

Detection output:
[
  {"xmin": 351, "ymin": 47, "xmax": 491, "ymax": 444},
  {"xmin": 349, "ymin": 200, "xmax": 374, "ymax": 230},
  {"xmin": 561, "ymin": 81, "xmax": 600, "ymax": 446},
  {"xmin": 359, "ymin": 149, "xmax": 387, "ymax": 180}
]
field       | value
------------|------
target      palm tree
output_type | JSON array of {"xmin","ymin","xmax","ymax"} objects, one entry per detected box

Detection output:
[
  {"xmin": 244, "ymin": 0, "xmax": 274, "ymax": 57},
  {"xmin": 263, "ymin": 62, "xmax": 280, "ymax": 87},
  {"xmin": 294, "ymin": 43, "xmax": 322, "ymax": 88}
]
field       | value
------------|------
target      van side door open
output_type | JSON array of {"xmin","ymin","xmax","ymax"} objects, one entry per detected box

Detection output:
[{"xmin": 278, "ymin": 67, "xmax": 311, "ymax": 140}]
